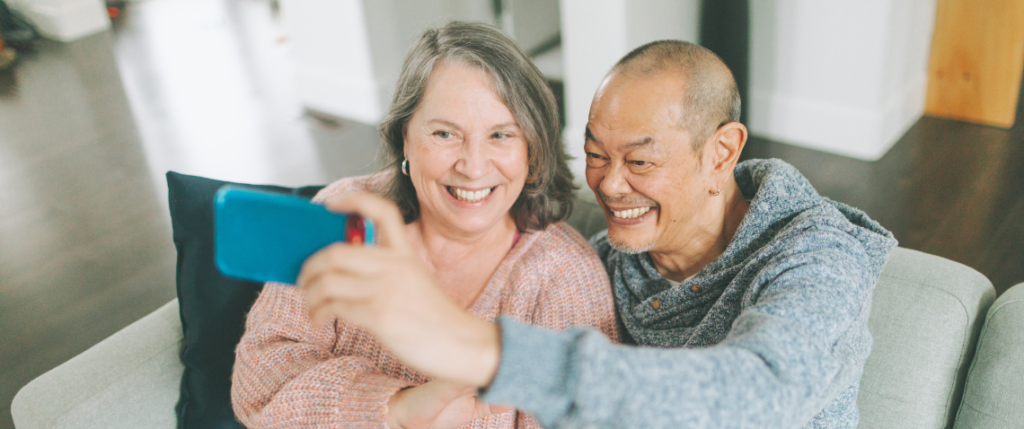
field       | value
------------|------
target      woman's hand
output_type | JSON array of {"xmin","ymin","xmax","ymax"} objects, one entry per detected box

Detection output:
[
  {"xmin": 386, "ymin": 380, "xmax": 512, "ymax": 429},
  {"xmin": 298, "ymin": 193, "xmax": 501, "ymax": 387}
]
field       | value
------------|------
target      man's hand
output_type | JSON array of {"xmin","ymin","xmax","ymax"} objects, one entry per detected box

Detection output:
[
  {"xmin": 386, "ymin": 380, "xmax": 512, "ymax": 429},
  {"xmin": 297, "ymin": 193, "xmax": 501, "ymax": 387}
]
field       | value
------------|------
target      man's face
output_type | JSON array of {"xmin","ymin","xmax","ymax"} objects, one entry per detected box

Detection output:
[{"xmin": 584, "ymin": 71, "xmax": 714, "ymax": 254}]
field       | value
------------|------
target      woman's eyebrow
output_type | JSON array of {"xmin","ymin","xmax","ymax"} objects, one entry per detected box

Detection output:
[
  {"xmin": 426, "ymin": 119, "xmax": 462, "ymax": 130},
  {"xmin": 489, "ymin": 122, "xmax": 520, "ymax": 130}
]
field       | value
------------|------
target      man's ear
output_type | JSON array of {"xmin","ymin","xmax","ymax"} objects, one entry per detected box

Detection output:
[{"xmin": 711, "ymin": 122, "xmax": 748, "ymax": 176}]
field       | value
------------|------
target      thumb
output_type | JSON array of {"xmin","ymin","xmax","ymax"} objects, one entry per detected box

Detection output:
[{"xmin": 324, "ymin": 193, "xmax": 410, "ymax": 254}]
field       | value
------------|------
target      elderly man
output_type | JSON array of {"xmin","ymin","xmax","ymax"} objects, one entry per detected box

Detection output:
[{"xmin": 301, "ymin": 40, "xmax": 897, "ymax": 429}]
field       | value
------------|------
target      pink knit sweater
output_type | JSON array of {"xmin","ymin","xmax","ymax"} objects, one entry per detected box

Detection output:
[{"xmin": 231, "ymin": 176, "xmax": 619, "ymax": 428}]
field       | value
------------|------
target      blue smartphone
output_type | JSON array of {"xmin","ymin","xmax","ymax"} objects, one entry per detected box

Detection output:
[{"xmin": 214, "ymin": 186, "xmax": 375, "ymax": 285}]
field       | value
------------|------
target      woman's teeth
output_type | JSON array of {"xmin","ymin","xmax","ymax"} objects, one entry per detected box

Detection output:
[
  {"xmin": 450, "ymin": 186, "xmax": 492, "ymax": 203},
  {"xmin": 612, "ymin": 207, "xmax": 652, "ymax": 219}
]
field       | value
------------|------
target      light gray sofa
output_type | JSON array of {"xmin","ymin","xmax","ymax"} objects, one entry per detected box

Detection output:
[{"xmin": 12, "ymin": 198, "xmax": 1024, "ymax": 429}]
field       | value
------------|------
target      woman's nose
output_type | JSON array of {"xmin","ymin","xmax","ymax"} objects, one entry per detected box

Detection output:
[{"xmin": 454, "ymin": 138, "xmax": 490, "ymax": 180}]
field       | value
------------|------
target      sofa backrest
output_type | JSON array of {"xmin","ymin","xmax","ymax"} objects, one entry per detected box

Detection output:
[
  {"xmin": 858, "ymin": 248, "xmax": 995, "ymax": 429},
  {"xmin": 565, "ymin": 194, "xmax": 607, "ymax": 241}
]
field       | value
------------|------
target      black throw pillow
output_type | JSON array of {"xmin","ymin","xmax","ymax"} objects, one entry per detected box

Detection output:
[{"xmin": 167, "ymin": 171, "xmax": 323, "ymax": 429}]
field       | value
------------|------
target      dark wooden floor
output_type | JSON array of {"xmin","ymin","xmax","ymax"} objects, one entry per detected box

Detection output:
[{"xmin": 1, "ymin": 1, "xmax": 1022, "ymax": 428}]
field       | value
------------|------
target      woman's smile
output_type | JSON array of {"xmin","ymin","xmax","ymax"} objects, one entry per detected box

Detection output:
[{"xmin": 445, "ymin": 185, "xmax": 498, "ymax": 204}]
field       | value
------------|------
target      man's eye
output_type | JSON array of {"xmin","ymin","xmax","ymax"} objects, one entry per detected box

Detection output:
[
  {"xmin": 629, "ymin": 160, "xmax": 649, "ymax": 167},
  {"xmin": 585, "ymin": 152, "xmax": 608, "ymax": 167},
  {"xmin": 435, "ymin": 131, "xmax": 452, "ymax": 139},
  {"xmin": 491, "ymin": 132, "xmax": 507, "ymax": 139}
]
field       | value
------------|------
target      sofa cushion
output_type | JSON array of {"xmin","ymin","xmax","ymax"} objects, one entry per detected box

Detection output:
[
  {"xmin": 953, "ymin": 283, "xmax": 1024, "ymax": 429},
  {"xmin": 167, "ymin": 172, "xmax": 322, "ymax": 429},
  {"xmin": 11, "ymin": 300, "xmax": 184, "ymax": 429},
  {"xmin": 858, "ymin": 248, "xmax": 995, "ymax": 429}
]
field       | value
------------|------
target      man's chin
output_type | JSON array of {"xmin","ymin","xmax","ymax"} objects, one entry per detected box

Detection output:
[{"xmin": 607, "ymin": 234, "xmax": 656, "ymax": 255}]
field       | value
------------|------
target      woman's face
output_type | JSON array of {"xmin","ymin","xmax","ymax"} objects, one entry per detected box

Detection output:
[{"xmin": 404, "ymin": 61, "xmax": 529, "ymax": 235}]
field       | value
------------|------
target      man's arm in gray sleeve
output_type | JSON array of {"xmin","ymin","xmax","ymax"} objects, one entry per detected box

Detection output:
[{"xmin": 478, "ymin": 232, "xmax": 874, "ymax": 429}]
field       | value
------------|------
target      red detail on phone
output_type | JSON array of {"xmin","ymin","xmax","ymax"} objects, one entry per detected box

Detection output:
[{"xmin": 346, "ymin": 215, "xmax": 365, "ymax": 246}]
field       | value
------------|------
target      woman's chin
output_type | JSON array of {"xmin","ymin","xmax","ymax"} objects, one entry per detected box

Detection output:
[
  {"xmin": 443, "ymin": 205, "xmax": 512, "ymax": 235},
  {"xmin": 445, "ymin": 206, "xmax": 510, "ymax": 232}
]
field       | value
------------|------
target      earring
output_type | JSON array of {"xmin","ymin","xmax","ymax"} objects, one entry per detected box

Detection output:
[
  {"xmin": 712, "ymin": 187, "xmax": 721, "ymax": 196},
  {"xmin": 401, "ymin": 159, "xmax": 409, "ymax": 175}
]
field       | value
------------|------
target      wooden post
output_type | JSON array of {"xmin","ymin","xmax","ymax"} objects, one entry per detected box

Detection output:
[{"xmin": 925, "ymin": 0, "xmax": 1024, "ymax": 128}]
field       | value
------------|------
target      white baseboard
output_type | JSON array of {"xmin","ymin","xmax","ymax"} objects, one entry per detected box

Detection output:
[
  {"xmin": 11, "ymin": 0, "xmax": 110, "ymax": 42},
  {"xmin": 294, "ymin": 65, "xmax": 384, "ymax": 125},
  {"xmin": 747, "ymin": 77, "xmax": 927, "ymax": 161}
]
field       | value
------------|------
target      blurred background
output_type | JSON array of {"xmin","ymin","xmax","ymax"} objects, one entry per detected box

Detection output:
[{"xmin": 0, "ymin": 0, "xmax": 1021, "ymax": 428}]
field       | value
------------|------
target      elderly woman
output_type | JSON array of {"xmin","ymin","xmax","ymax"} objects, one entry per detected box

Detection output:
[{"xmin": 230, "ymin": 22, "xmax": 619, "ymax": 429}]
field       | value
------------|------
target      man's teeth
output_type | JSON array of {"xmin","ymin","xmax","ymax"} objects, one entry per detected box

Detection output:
[
  {"xmin": 452, "ymin": 187, "xmax": 492, "ymax": 202},
  {"xmin": 612, "ymin": 207, "xmax": 652, "ymax": 219}
]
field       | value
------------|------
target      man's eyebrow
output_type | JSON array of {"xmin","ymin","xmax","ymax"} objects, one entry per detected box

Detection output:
[
  {"xmin": 585, "ymin": 128, "xmax": 656, "ymax": 150},
  {"xmin": 622, "ymin": 136, "xmax": 656, "ymax": 150}
]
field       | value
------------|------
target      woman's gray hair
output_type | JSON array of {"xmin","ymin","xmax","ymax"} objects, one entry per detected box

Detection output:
[{"xmin": 378, "ymin": 21, "xmax": 576, "ymax": 232}]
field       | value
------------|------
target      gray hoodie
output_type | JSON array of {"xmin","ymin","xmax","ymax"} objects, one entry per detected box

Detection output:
[{"xmin": 479, "ymin": 159, "xmax": 898, "ymax": 429}]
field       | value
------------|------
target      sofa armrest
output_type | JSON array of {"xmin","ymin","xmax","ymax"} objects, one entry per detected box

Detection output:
[
  {"xmin": 859, "ymin": 248, "xmax": 995, "ymax": 429},
  {"xmin": 953, "ymin": 283, "xmax": 1024, "ymax": 429},
  {"xmin": 12, "ymin": 299, "xmax": 184, "ymax": 429}
]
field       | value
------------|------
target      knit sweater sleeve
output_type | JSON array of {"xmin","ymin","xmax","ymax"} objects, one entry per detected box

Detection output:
[
  {"xmin": 507, "ymin": 223, "xmax": 621, "ymax": 429},
  {"xmin": 480, "ymin": 226, "xmax": 876, "ymax": 429},
  {"xmin": 231, "ymin": 283, "xmax": 415, "ymax": 428}
]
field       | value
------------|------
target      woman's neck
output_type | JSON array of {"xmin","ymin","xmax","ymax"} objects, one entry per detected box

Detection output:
[{"xmin": 405, "ymin": 213, "xmax": 519, "ymax": 308}]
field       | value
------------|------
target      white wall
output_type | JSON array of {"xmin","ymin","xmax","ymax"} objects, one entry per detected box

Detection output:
[
  {"xmin": 505, "ymin": 0, "xmax": 560, "ymax": 53},
  {"xmin": 748, "ymin": 0, "xmax": 937, "ymax": 160},
  {"xmin": 9, "ymin": 0, "xmax": 109, "ymax": 42},
  {"xmin": 559, "ymin": 0, "xmax": 700, "ymax": 180},
  {"xmin": 279, "ymin": 0, "xmax": 493, "ymax": 124},
  {"xmin": 282, "ymin": 0, "xmax": 935, "ymax": 162}
]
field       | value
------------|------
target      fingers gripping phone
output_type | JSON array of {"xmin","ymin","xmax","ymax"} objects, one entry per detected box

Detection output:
[{"xmin": 214, "ymin": 186, "xmax": 375, "ymax": 285}]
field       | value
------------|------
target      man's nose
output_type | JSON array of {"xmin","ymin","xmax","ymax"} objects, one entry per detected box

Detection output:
[{"xmin": 599, "ymin": 163, "xmax": 632, "ymax": 198}]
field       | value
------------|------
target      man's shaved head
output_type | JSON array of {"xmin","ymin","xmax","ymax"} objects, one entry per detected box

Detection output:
[{"xmin": 611, "ymin": 40, "xmax": 741, "ymax": 153}]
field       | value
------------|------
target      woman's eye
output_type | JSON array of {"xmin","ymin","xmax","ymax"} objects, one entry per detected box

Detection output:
[
  {"xmin": 491, "ymin": 132, "xmax": 506, "ymax": 139},
  {"xmin": 629, "ymin": 160, "xmax": 649, "ymax": 167},
  {"xmin": 435, "ymin": 131, "xmax": 452, "ymax": 139}
]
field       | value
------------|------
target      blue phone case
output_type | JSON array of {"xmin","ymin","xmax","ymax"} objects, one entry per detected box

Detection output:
[{"xmin": 214, "ymin": 186, "xmax": 375, "ymax": 285}]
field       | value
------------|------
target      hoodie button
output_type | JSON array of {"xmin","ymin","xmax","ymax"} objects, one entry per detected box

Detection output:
[
  {"xmin": 652, "ymin": 300, "xmax": 661, "ymax": 310},
  {"xmin": 691, "ymin": 284, "xmax": 702, "ymax": 293}
]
